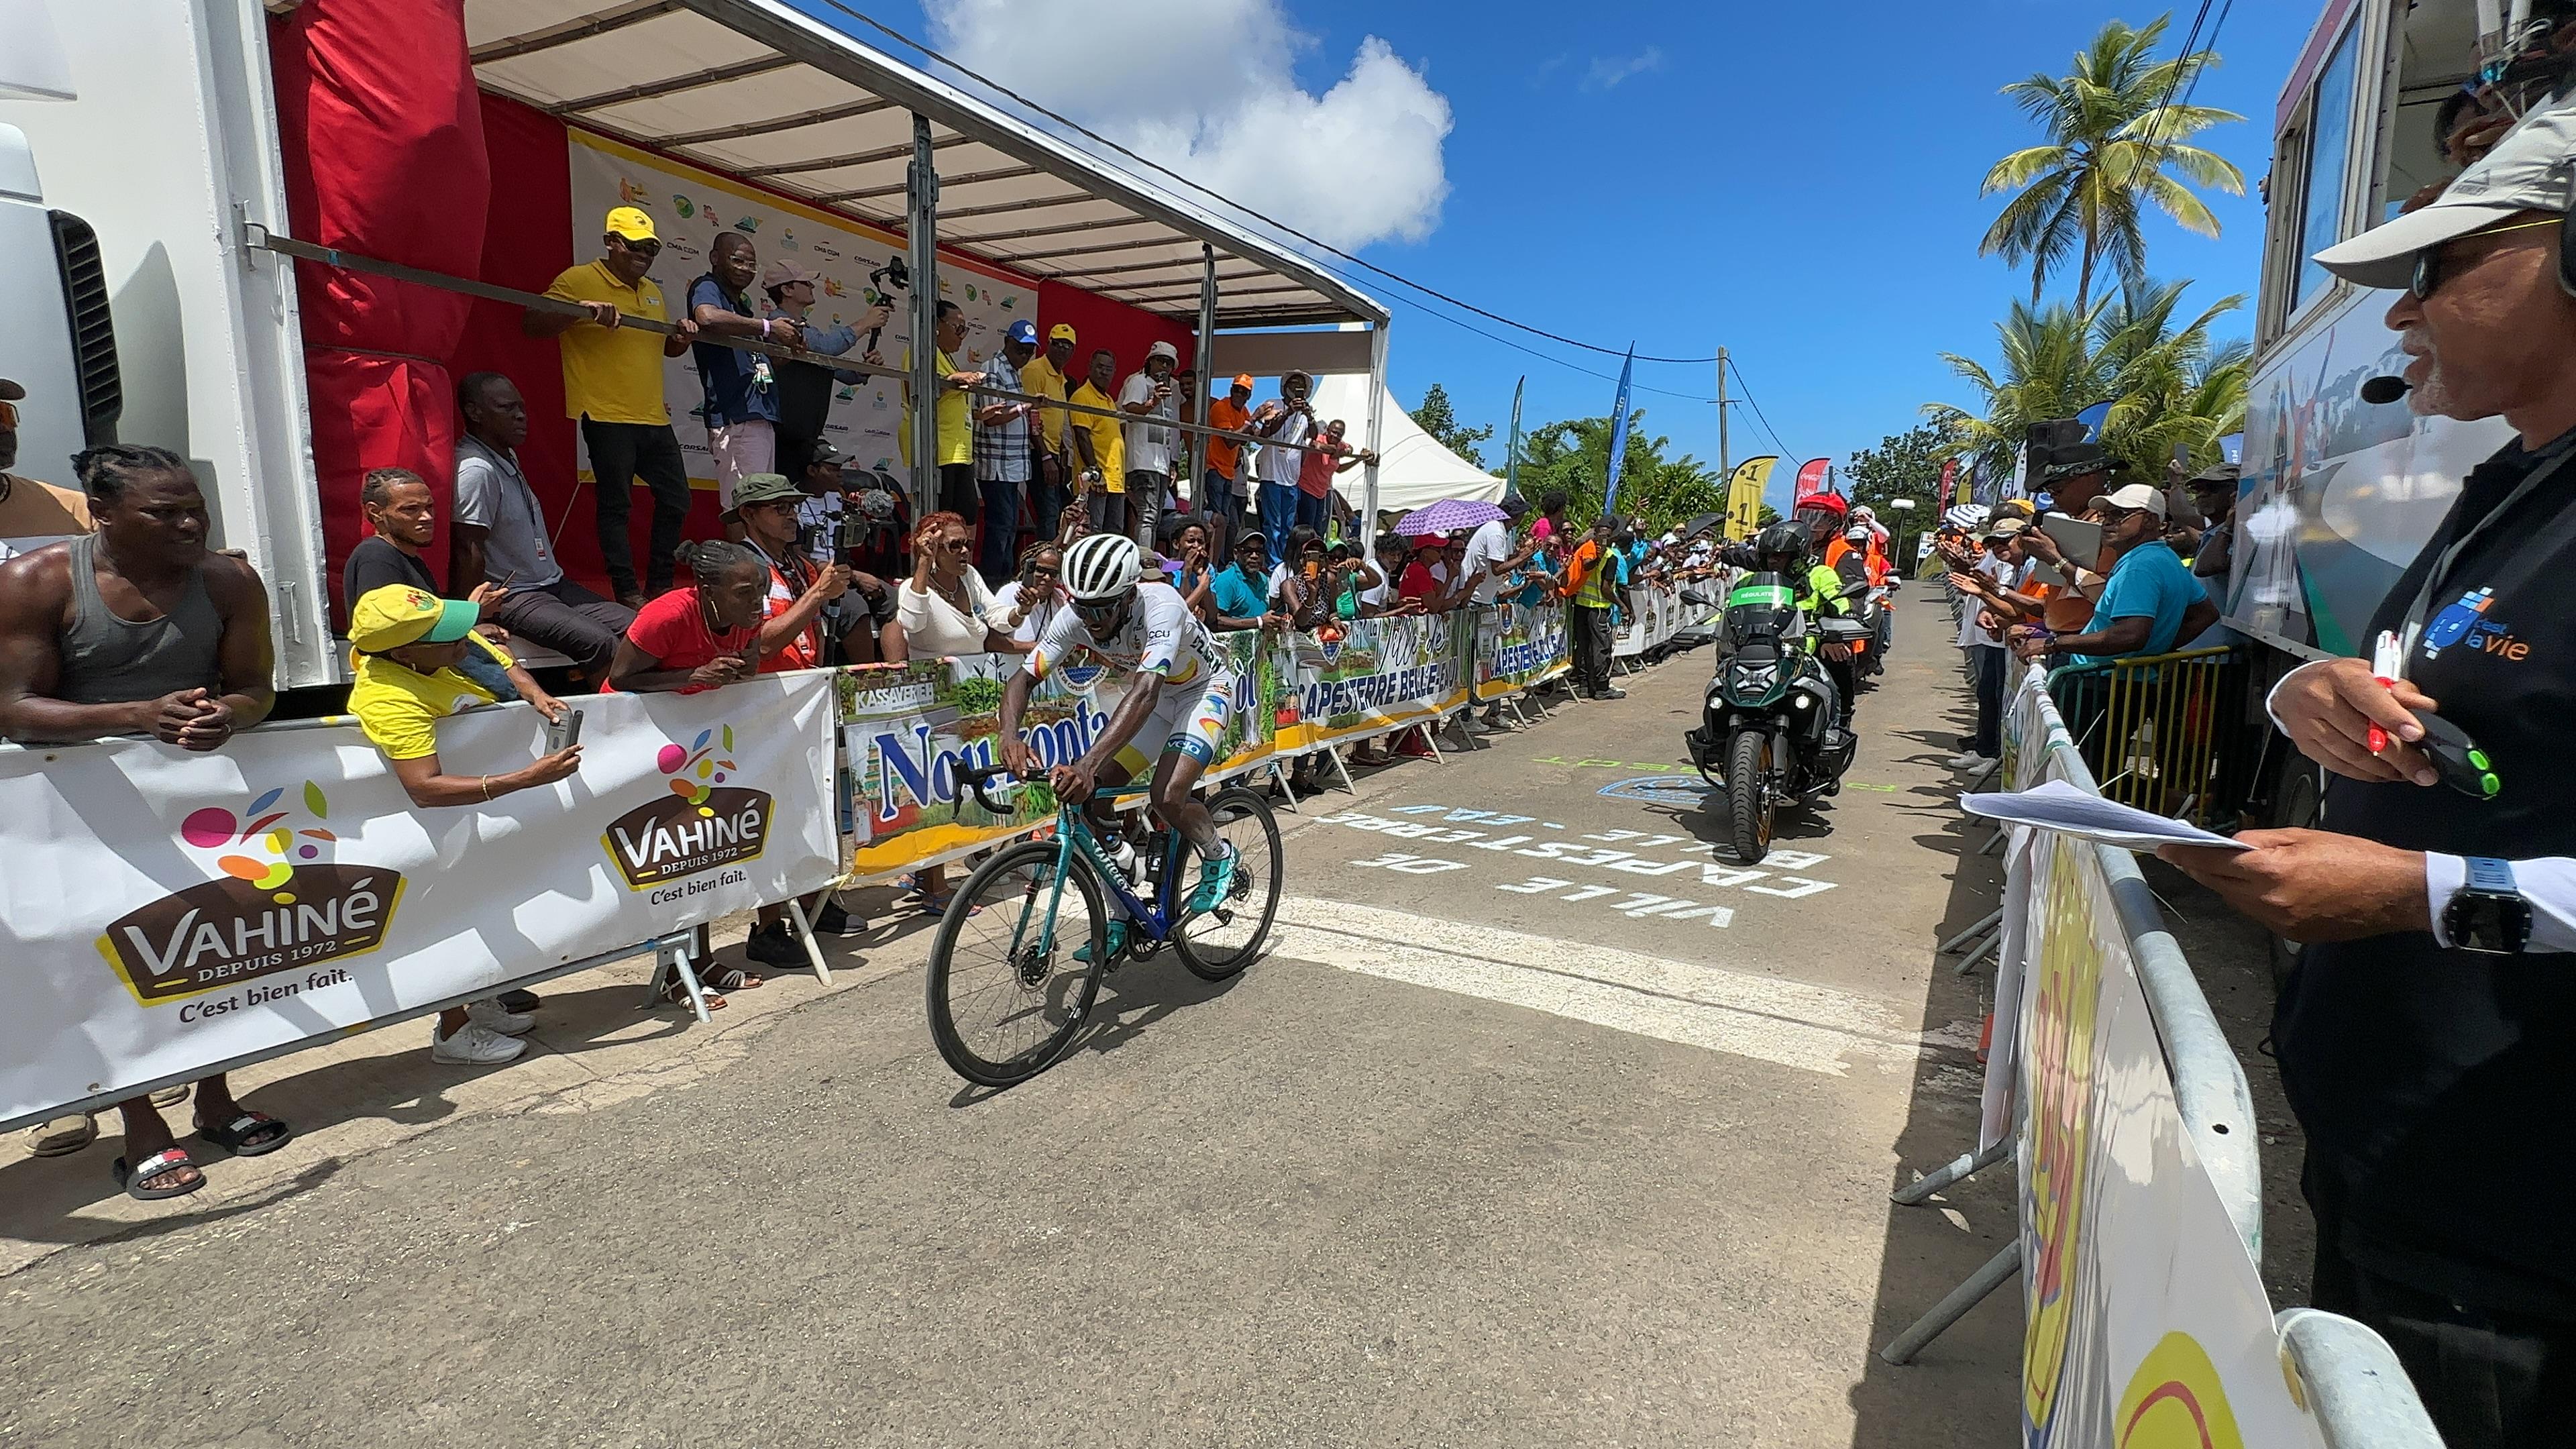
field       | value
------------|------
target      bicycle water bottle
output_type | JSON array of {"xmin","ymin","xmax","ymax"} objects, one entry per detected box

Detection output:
[{"xmin": 1109, "ymin": 837, "xmax": 1140, "ymax": 886}]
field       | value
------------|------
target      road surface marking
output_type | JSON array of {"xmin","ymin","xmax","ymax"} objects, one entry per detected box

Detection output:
[{"xmin": 1271, "ymin": 898, "xmax": 1920, "ymax": 1077}]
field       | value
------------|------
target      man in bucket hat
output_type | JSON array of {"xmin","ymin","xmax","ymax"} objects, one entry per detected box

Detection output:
[{"xmin": 2162, "ymin": 91, "xmax": 2576, "ymax": 1446}]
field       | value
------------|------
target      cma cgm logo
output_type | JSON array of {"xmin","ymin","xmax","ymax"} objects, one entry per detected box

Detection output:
[{"xmin": 2422, "ymin": 586, "xmax": 2532, "ymax": 663}]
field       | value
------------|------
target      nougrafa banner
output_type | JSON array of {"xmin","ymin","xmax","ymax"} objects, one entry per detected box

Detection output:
[
  {"xmin": 0, "ymin": 674, "xmax": 839, "ymax": 1132},
  {"xmin": 836, "ymin": 612, "xmax": 1482, "ymax": 880},
  {"xmin": 837, "ymin": 635, "xmax": 1277, "ymax": 881},
  {"xmin": 2009, "ymin": 680, "xmax": 2330, "ymax": 1448}
]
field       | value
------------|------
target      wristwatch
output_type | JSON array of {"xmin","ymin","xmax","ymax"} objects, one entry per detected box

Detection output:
[{"xmin": 2444, "ymin": 856, "xmax": 2532, "ymax": 955}]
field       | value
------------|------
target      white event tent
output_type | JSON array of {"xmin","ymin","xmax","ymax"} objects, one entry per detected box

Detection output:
[{"xmin": 1308, "ymin": 375, "xmax": 1507, "ymax": 514}]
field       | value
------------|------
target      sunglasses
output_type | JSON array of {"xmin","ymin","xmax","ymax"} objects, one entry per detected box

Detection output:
[
  {"xmin": 618, "ymin": 237, "xmax": 662, "ymax": 258},
  {"xmin": 1025, "ymin": 566, "xmax": 1060, "ymax": 580},
  {"xmin": 943, "ymin": 538, "xmax": 973, "ymax": 554},
  {"xmin": 1072, "ymin": 596, "xmax": 1125, "ymax": 620},
  {"xmin": 2412, "ymin": 215, "xmax": 2561, "ymax": 300}
]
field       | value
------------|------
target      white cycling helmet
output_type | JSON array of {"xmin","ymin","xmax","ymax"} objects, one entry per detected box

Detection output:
[
  {"xmin": 1063, "ymin": 531, "xmax": 1145, "ymax": 601},
  {"xmin": 1942, "ymin": 503, "xmax": 1991, "ymax": 532}
]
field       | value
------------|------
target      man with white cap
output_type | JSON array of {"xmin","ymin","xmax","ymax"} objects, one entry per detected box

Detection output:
[
  {"xmin": 1118, "ymin": 340, "xmax": 1183, "ymax": 550},
  {"xmin": 2158, "ymin": 93, "xmax": 2576, "ymax": 1446},
  {"xmin": 2008, "ymin": 480, "xmax": 2210, "ymax": 667},
  {"xmin": 761, "ymin": 257, "xmax": 887, "ymax": 484}
]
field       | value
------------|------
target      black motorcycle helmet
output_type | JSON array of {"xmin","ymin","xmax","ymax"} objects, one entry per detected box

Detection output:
[{"xmin": 1752, "ymin": 522, "xmax": 1809, "ymax": 572}]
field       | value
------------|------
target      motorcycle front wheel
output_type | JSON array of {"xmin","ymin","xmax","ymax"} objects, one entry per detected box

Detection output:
[{"xmin": 1727, "ymin": 728, "xmax": 1775, "ymax": 865}]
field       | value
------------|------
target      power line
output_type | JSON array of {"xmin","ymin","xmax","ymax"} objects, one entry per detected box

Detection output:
[
  {"xmin": 814, "ymin": 0, "xmax": 1729, "ymax": 365},
  {"xmin": 1723, "ymin": 356, "xmax": 1799, "ymax": 463}
]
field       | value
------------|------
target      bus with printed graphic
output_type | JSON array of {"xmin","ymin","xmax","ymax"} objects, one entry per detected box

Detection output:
[{"xmin": 2232, "ymin": 1, "xmax": 2546, "ymax": 812}]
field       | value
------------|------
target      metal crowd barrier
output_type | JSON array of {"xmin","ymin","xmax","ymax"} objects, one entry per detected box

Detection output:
[
  {"xmin": 2044, "ymin": 645, "xmax": 2249, "ymax": 825},
  {"xmin": 1884, "ymin": 680, "xmax": 2443, "ymax": 1446}
]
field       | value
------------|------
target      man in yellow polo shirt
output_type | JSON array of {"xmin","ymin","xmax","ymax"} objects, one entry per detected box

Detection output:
[
  {"xmin": 1066, "ymin": 346, "xmax": 1126, "ymax": 537},
  {"xmin": 1017, "ymin": 322, "xmax": 1077, "ymax": 534},
  {"xmin": 900, "ymin": 300, "xmax": 985, "ymax": 525},
  {"xmin": 347, "ymin": 584, "xmax": 578, "ymax": 1065},
  {"xmin": 526, "ymin": 207, "xmax": 700, "ymax": 607}
]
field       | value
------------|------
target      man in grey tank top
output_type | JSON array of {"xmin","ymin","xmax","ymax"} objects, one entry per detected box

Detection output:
[{"xmin": 0, "ymin": 443, "xmax": 288, "ymax": 1201}]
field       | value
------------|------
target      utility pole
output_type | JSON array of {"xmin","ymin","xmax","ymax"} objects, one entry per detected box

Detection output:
[{"xmin": 1714, "ymin": 345, "xmax": 1731, "ymax": 479}]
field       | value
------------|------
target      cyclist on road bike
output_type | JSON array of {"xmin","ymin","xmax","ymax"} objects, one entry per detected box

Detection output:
[{"xmin": 998, "ymin": 533, "xmax": 1238, "ymax": 955}]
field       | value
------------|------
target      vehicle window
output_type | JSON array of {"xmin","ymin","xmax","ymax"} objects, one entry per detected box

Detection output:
[{"xmin": 2292, "ymin": 23, "xmax": 2361, "ymax": 311}]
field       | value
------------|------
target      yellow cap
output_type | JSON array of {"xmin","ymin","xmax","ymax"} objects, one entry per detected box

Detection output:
[
  {"xmin": 350, "ymin": 584, "xmax": 479, "ymax": 654},
  {"xmin": 1047, "ymin": 323, "xmax": 1077, "ymax": 343},
  {"xmin": 604, "ymin": 206, "xmax": 658, "ymax": 243}
]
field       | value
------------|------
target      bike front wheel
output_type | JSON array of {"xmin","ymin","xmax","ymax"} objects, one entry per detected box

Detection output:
[
  {"xmin": 1175, "ymin": 786, "xmax": 1284, "ymax": 981},
  {"xmin": 926, "ymin": 839, "xmax": 1108, "ymax": 1087}
]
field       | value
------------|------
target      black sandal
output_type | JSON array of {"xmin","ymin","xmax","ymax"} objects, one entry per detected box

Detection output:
[
  {"xmin": 195, "ymin": 1110, "xmax": 292, "ymax": 1157},
  {"xmin": 112, "ymin": 1146, "xmax": 204, "ymax": 1201}
]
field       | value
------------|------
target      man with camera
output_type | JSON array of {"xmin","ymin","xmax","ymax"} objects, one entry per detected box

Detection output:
[{"xmin": 1119, "ymin": 341, "xmax": 1184, "ymax": 552}]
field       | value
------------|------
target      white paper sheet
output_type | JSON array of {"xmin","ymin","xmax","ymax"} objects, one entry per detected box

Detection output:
[{"xmin": 1960, "ymin": 780, "xmax": 2251, "ymax": 854}]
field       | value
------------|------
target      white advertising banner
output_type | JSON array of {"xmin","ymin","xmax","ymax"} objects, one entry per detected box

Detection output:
[
  {"xmin": 566, "ymin": 130, "xmax": 1029, "ymax": 483},
  {"xmin": 2016, "ymin": 826, "xmax": 2327, "ymax": 1448},
  {"xmin": 0, "ymin": 674, "xmax": 838, "ymax": 1131},
  {"xmin": 1613, "ymin": 582, "xmax": 1687, "ymax": 657}
]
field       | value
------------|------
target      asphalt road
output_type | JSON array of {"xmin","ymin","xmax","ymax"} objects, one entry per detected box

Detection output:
[{"xmin": 0, "ymin": 584, "xmax": 2023, "ymax": 1447}]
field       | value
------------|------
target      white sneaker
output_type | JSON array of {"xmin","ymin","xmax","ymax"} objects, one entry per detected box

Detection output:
[
  {"xmin": 1947, "ymin": 752, "xmax": 1996, "ymax": 770},
  {"xmin": 464, "ymin": 999, "xmax": 536, "ymax": 1036},
  {"xmin": 1468, "ymin": 714, "xmax": 1506, "ymax": 735},
  {"xmin": 431, "ymin": 1020, "xmax": 527, "ymax": 1065}
]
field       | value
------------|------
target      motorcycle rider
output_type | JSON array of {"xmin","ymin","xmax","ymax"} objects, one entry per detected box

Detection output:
[{"xmin": 1713, "ymin": 521, "xmax": 1861, "ymax": 729}]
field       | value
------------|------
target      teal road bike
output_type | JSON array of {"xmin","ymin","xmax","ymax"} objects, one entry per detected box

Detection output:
[{"xmin": 925, "ymin": 764, "xmax": 1283, "ymax": 1087}]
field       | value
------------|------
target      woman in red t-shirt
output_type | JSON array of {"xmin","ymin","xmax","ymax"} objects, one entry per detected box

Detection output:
[
  {"xmin": 602, "ymin": 540, "xmax": 777, "ymax": 1008},
  {"xmin": 604, "ymin": 541, "xmax": 771, "ymax": 696}
]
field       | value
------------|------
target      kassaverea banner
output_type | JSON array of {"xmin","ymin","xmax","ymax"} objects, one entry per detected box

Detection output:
[{"xmin": 0, "ymin": 674, "xmax": 837, "ymax": 1130}]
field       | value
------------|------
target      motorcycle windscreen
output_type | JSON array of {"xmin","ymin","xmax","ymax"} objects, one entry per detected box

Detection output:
[{"xmin": 1724, "ymin": 576, "xmax": 1800, "ymax": 641}]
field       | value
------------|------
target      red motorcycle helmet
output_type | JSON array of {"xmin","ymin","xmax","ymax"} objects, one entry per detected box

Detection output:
[{"xmin": 1793, "ymin": 492, "xmax": 1851, "ymax": 520}]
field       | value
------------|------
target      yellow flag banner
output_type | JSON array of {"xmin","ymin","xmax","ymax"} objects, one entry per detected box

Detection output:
[{"xmin": 1725, "ymin": 455, "xmax": 1778, "ymax": 539}]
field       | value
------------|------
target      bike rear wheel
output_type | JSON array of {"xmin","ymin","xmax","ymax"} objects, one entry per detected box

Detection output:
[
  {"xmin": 1175, "ymin": 786, "xmax": 1284, "ymax": 981},
  {"xmin": 926, "ymin": 839, "xmax": 1108, "ymax": 1087}
]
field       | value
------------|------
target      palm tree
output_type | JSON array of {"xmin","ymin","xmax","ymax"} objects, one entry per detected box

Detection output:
[
  {"xmin": 1981, "ymin": 15, "xmax": 2245, "ymax": 312},
  {"xmin": 1922, "ymin": 278, "xmax": 2247, "ymax": 486},
  {"xmin": 1921, "ymin": 299, "xmax": 2106, "ymax": 484}
]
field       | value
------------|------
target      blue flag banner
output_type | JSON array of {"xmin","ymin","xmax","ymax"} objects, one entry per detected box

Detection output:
[
  {"xmin": 2074, "ymin": 398, "xmax": 2113, "ymax": 439},
  {"xmin": 1601, "ymin": 347, "xmax": 1635, "ymax": 511}
]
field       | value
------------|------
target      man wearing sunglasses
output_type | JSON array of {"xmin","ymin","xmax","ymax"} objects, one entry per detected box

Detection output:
[
  {"xmin": 998, "ymin": 533, "xmax": 1240, "ymax": 956},
  {"xmin": 0, "ymin": 378, "xmax": 92, "ymax": 564},
  {"xmin": 527, "ymin": 206, "xmax": 700, "ymax": 606},
  {"xmin": 2158, "ymin": 96, "xmax": 2576, "ymax": 1447}
]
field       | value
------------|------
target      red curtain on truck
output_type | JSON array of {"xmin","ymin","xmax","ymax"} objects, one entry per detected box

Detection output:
[{"xmin": 270, "ymin": 0, "xmax": 488, "ymax": 621}]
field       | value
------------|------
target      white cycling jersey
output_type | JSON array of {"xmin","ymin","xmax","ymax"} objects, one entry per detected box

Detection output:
[{"xmin": 1028, "ymin": 580, "xmax": 1229, "ymax": 689}]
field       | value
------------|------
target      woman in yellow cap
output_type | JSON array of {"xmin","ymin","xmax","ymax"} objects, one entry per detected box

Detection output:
[{"xmin": 347, "ymin": 584, "xmax": 579, "ymax": 1063}]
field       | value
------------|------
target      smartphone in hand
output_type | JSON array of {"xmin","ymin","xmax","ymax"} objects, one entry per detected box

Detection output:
[{"xmin": 543, "ymin": 708, "xmax": 586, "ymax": 755}]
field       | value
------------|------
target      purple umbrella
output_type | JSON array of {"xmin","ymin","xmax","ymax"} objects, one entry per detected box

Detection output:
[{"xmin": 1395, "ymin": 498, "xmax": 1505, "ymax": 537}]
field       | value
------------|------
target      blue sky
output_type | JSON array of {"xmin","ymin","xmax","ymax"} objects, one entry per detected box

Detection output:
[{"xmin": 837, "ymin": 1, "xmax": 2323, "ymax": 508}]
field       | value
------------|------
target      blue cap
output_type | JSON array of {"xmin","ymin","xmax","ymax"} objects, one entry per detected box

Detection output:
[{"xmin": 1006, "ymin": 319, "xmax": 1038, "ymax": 345}]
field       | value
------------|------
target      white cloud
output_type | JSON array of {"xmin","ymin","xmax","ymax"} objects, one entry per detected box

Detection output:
[
  {"xmin": 1581, "ymin": 48, "xmax": 1663, "ymax": 91},
  {"xmin": 924, "ymin": 0, "xmax": 1453, "ymax": 249}
]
